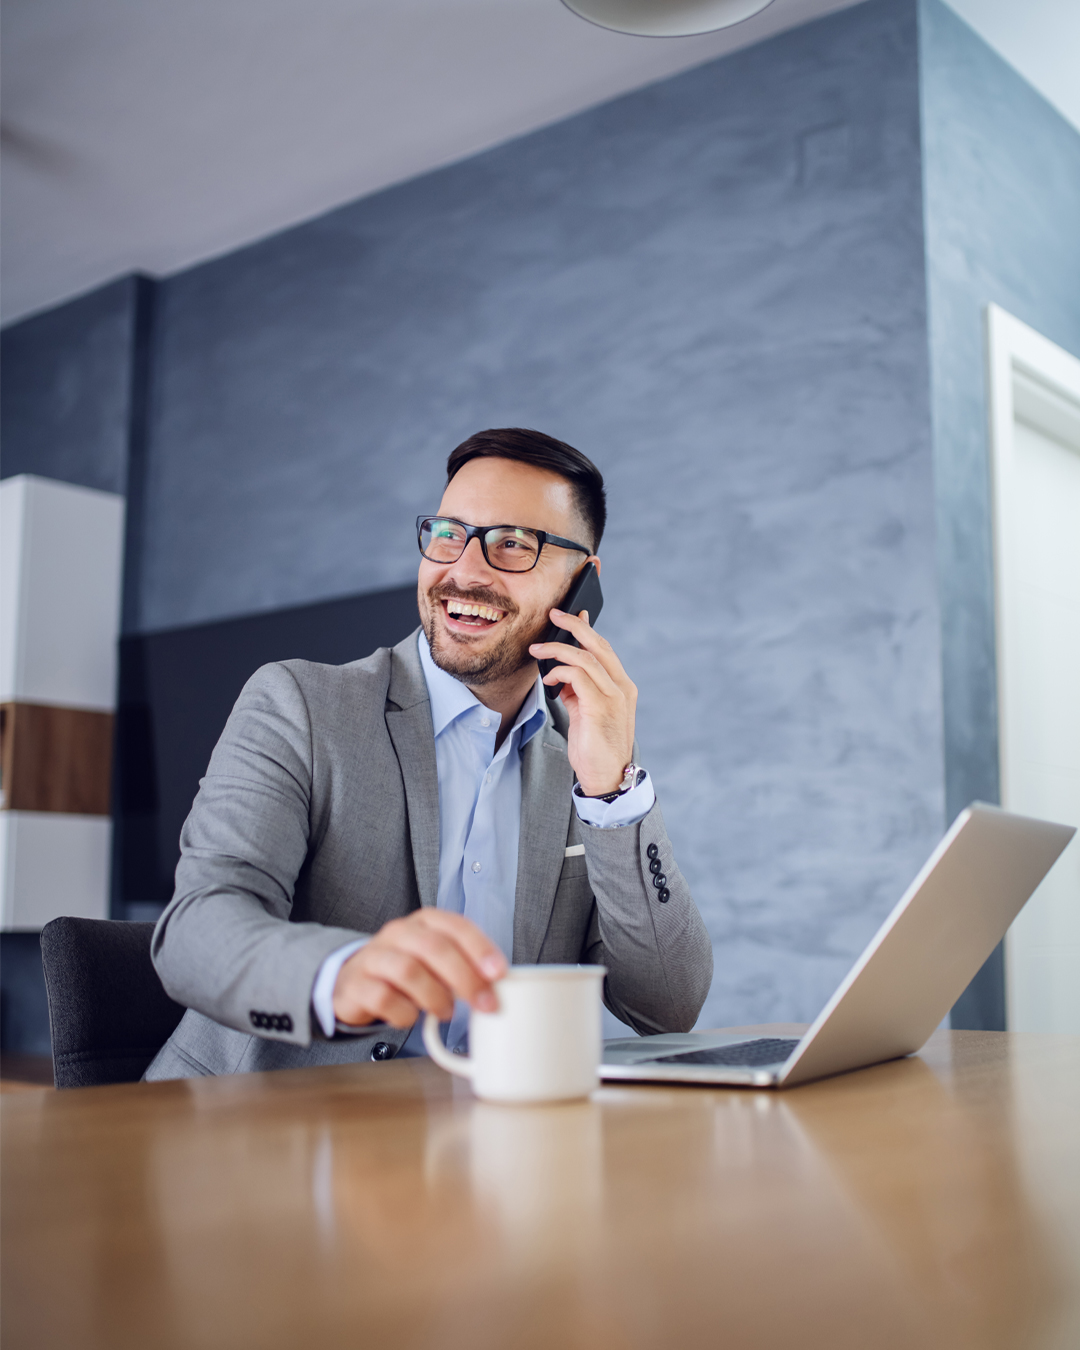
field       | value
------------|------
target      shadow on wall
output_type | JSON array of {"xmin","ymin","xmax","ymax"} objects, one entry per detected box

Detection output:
[{"xmin": 0, "ymin": 933, "xmax": 52, "ymax": 1057}]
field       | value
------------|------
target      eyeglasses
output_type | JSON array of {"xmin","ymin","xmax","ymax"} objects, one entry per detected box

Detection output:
[{"xmin": 417, "ymin": 516, "xmax": 591, "ymax": 574}]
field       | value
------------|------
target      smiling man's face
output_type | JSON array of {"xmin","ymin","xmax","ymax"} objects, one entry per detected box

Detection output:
[{"xmin": 417, "ymin": 456, "xmax": 593, "ymax": 688}]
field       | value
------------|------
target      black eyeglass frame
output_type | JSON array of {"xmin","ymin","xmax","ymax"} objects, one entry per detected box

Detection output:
[{"xmin": 416, "ymin": 515, "xmax": 592, "ymax": 573}]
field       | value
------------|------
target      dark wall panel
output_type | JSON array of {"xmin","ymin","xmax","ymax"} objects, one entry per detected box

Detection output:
[
  {"xmin": 115, "ymin": 584, "xmax": 418, "ymax": 909},
  {"xmin": 0, "ymin": 934, "xmax": 51, "ymax": 1057}
]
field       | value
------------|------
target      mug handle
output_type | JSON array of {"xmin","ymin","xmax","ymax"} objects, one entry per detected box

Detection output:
[{"xmin": 422, "ymin": 1012, "xmax": 473, "ymax": 1079}]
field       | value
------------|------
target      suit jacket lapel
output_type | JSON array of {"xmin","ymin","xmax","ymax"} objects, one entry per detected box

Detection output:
[
  {"xmin": 385, "ymin": 632, "xmax": 440, "ymax": 909},
  {"xmin": 513, "ymin": 717, "xmax": 574, "ymax": 964}
]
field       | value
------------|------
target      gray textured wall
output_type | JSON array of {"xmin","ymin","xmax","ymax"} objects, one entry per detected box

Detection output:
[
  {"xmin": 0, "ymin": 277, "xmax": 137, "ymax": 495},
  {"xmin": 920, "ymin": 0, "xmax": 1080, "ymax": 825},
  {"xmin": 918, "ymin": 0, "xmax": 1080, "ymax": 1029},
  {"xmin": 125, "ymin": 0, "xmax": 944, "ymax": 1027},
  {"xmin": 2, "ymin": 0, "xmax": 959, "ymax": 1033},
  {"xmin": 4, "ymin": 1, "xmax": 1075, "ymax": 1042}
]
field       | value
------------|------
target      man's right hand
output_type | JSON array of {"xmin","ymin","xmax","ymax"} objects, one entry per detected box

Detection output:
[{"xmin": 332, "ymin": 909, "xmax": 508, "ymax": 1029}]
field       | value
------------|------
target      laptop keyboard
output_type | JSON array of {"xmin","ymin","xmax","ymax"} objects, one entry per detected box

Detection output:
[{"xmin": 651, "ymin": 1037, "xmax": 801, "ymax": 1068}]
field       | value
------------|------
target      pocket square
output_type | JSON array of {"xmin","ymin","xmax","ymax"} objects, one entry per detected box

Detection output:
[{"xmin": 564, "ymin": 844, "xmax": 585, "ymax": 857}]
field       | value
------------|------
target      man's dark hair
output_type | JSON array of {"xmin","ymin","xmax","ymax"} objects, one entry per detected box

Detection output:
[{"xmin": 446, "ymin": 428, "xmax": 607, "ymax": 552}]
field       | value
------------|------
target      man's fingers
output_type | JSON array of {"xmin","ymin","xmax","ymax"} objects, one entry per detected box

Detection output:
[
  {"xmin": 335, "ymin": 940, "xmax": 468, "ymax": 1027},
  {"xmin": 403, "ymin": 909, "xmax": 508, "ymax": 981},
  {"xmin": 539, "ymin": 663, "xmax": 610, "ymax": 709},
  {"xmin": 537, "ymin": 655, "xmax": 624, "ymax": 713},
  {"xmin": 529, "ymin": 640, "xmax": 620, "ymax": 697},
  {"xmin": 529, "ymin": 606, "xmax": 639, "ymax": 798},
  {"xmin": 361, "ymin": 946, "xmax": 459, "ymax": 1019},
  {"xmin": 333, "ymin": 972, "xmax": 424, "ymax": 1029},
  {"xmin": 331, "ymin": 889, "xmax": 513, "ymax": 1033},
  {"xmin": 381, "ymin": 924, "xmax": 500, "ymax": 1010},
  {"xmin": 548, "ymin": 608, "xmax": 628, "ymax": 677},
  {"xmin": 333, "ymin": 909, "xmax": 508, "ymax": 1029},
  {"xmin": 531, "ymin": 610, "xmax": 636, "ymax": 697}
]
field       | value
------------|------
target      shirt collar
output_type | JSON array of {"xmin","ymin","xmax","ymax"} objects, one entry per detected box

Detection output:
[{"xmin": 418, "ymin": 631, "xmax": 547, "ymax": 748}]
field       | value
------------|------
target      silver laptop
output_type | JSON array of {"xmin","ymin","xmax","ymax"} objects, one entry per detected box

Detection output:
[{"xmin": 601, "ymin": 803, "xmax": 1075, "ymax": 1089}]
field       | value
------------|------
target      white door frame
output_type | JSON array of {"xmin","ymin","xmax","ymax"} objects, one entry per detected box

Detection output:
[{"xmin": 985, "ymin": 304, "xmax": 1080, "ymax": 1030}]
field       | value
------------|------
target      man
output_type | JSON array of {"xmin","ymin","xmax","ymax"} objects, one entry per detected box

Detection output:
[{"xmin": 146, "ymin": 428, "xmax": 712, "ymax": 1079}]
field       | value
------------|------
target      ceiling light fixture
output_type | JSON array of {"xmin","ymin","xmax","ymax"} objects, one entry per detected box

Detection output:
[{"xmin": 560, "ymin": 0, "xmax": 775, "ymax": 37}]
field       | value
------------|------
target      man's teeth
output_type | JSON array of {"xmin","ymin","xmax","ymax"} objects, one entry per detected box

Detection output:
[{"xmin": 446, "ymin": 601, "xmax": 504, "ymax": 622}]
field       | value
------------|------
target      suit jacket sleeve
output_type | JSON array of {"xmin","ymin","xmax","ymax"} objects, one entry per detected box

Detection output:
[
  {"xmin": 580, "ymin": 796, "xmax": 713, "ymax": 1035},
  {"xmin": 150, "ymin": 662, "xmax": 369, "ymax": 1047}
]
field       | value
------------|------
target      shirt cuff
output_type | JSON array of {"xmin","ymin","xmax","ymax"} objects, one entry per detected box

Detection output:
[
  {"xmin": 572, "ymin": 771, "xmax": 655, "ymax": 830},
  {"xmin": 312, "ymin": 938, "xmax": 369, "ymax": 1038}
]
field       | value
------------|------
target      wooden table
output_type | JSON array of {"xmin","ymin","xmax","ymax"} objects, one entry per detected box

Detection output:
[{"xmin": 3, "ymin": 1030, "xmax": 1079, "ymax": 1350}]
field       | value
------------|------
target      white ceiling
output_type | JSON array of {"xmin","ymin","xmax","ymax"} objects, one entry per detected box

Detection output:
[{"xmin": 2, "ymin": 0, "xmax": 1076, "ymax": 326}]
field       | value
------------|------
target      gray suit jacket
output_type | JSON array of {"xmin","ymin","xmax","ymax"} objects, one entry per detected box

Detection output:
[{"xmin": 145, "ymin": 631, "xmax": 712, "ymax": 1079}]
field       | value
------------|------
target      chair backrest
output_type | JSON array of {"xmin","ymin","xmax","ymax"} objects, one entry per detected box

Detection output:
[{"xmin": 40, "ymin": 918, "xmax": 186, "ymax": 1088}]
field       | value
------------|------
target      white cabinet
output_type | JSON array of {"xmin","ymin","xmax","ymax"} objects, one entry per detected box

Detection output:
[{"xmin": 0, "ymin": 475, "xmax": 125, "ymax": 929}]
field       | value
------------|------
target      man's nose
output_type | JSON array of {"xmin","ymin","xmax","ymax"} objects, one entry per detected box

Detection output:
[{"xmin": 445, "ymin": 535, "xmax": 497, "ymax": 587}]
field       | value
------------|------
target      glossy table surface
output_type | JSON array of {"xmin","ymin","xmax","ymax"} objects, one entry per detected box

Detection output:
[{"xmin": 3, "ymin": 1029, "xmax": 1079, "ymax": 1350}]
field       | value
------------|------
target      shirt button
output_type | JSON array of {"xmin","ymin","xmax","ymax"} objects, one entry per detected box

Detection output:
[
  {"xmin": 472, "ymin": 861, "xmax": 482, "ymax": 873},
  {"xmin": 485, "ymin": 773, "xmax": 492, "ymax": 784},
  {"xmin": 480, "ymin": 717, "xmax": 491, "ymax": 728}
]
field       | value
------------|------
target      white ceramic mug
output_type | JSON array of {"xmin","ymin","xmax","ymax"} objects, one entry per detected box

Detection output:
[{"xmin": 422, "ymin": 964, "xmax": 606, "ymax": 1103}]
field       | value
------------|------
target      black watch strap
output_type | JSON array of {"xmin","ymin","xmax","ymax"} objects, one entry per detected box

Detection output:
[{"xmin": 577, "ymin": 765, "xmax": 646, "ymax": 804}]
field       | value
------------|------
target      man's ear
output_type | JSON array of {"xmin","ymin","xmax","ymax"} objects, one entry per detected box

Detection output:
[{"xmin": 587, "ymin": 555, "xmax": 601, "ymax": 577}]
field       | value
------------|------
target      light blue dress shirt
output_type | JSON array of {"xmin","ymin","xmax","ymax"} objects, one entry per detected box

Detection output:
[{"xmin": 312, "ymin": 632, "xmax": 655, "ymax": 1052}]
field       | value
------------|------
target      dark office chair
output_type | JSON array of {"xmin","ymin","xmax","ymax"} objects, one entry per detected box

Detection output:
[{"xmin": 40, "ymin": 918, "xmax": 186, "ymax": 1088}]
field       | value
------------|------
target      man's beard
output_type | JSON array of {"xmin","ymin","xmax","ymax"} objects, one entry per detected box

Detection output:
[{"xmin": 420, "ymin": 580, "xmax": 544, "ymax": 688}]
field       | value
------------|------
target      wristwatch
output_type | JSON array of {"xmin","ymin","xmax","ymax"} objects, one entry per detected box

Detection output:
[{"xmin": 576, "ymin": 762, "xmax": 646, "ymax": 804}]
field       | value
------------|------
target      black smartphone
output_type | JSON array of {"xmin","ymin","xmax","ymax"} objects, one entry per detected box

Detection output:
[{"xmin": 537, "ymin": 561, "xmax": 604, "ymax": 701}]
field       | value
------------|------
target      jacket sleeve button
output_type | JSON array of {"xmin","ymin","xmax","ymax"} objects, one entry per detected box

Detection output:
[
  {"xmin": 649, "ymin": 857, "xmax": 662, "ymax": 875},
  {"xmin": 658, "ymin": 888, "xmax": 670, "ymax": 903},
  {"xmin": 646, "ymin": 843, "xmax": 659, "ymax": 860},
  {"xmin": 371, "ymin": 1042, "xmax": 393, "ymax": 1061},
  {"xmin": 652, "ymin": 872, "xmax": 667, "ymax": 889}
]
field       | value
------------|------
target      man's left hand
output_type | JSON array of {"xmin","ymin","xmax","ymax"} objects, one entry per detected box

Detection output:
[{"xmin": 529, "ymin": 609, "xmax": 637, "ymax": 796}]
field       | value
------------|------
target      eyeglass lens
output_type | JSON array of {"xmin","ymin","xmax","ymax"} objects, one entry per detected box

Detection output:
[{"xmin": 419, "ymin": 518, "xmax": 541, "ymax": 572}]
